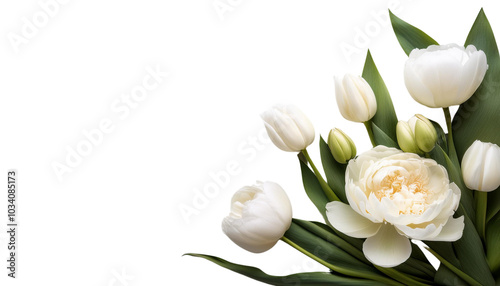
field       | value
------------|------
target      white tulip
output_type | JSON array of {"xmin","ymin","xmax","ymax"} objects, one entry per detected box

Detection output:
[
  {"xmin": 261, "ymin": 105, "xmax": 315, "ymax": 152},
  {"xmin": 462, "ymin": 140, "xmax": 500, "ymax": 192},
  {"xmin": 404, "ymin": 44, "xmax": 488, "ymax": 108},
  {"xmin": 222, "ymin": 181, "xmax": 293, "ymax": 253},
  {"xmin": 326, "ymin": 146, "xmax": 464, "ymax": 267},
  {"xmin": 334, "ymin": 74, "xmax": 377, "ymax": 123}
]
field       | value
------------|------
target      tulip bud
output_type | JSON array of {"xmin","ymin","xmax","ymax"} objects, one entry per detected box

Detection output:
[
  {"xmin": 462, "ymin": 140, "xmax": 500, "ymax": 192},
  {"xmin": 396, "ymin": 121, "xmax": 422, "ymax": 154},
  {"xmin": 397, "ymin": 115, "xmax": 437, "ymax": 154},
  {"xmin": 328, "ymin": 128, "xmax": 356, "ymax": 164},
  {"xmin": 410, "ymin": 114, "xmax": 437, "ymax": 153},
  {"xmin": 221, "ymin": 181, "xmax": 293, "ymax": 253},
  {"xmin": 334, "ymin": 74, "xmax": 377, "ymax": 123},
  {"xmin": 261, "ymin": 105, "xmax": 315, "ymax": 152},
  {"xmin": 404, "ymin": 44, "xmax": 488, "ymax": 108}
]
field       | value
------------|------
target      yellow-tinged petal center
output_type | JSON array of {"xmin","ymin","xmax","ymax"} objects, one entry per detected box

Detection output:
[{"xmin": 372, "ymin": 168, "xmax": 430, "ymax": 215}]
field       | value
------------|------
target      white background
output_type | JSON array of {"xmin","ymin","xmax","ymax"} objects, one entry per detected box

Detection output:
[{"xmin": 0, "ymin": 0, "xmax": 497, "ymax": 285}]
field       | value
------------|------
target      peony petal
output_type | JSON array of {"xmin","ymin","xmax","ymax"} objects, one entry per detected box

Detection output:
[
  {"xmin": 326, "ymin": 201, "xmax": 381, "ymax": 238},
  {"xmin": 427, "ymin": 216, "xmax": 464, "ymax": 242},
  {"xmin": 363, "ymin": 224, "xmax": 412, "ymax": 267},
  {"xmin": 394, "ymin": 222, "xmax": 441, "ymax": 240}
]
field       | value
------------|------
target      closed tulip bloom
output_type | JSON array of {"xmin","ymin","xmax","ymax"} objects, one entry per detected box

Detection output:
[
  {"xmin": 328, "ymin": 128, "xmax": 356, "ymax": 164},
  {"xmin": 334, "ymin": 74, "xmax": 377, "ymax": 123},
  {"xmin": 261, "ymin": 105, "xmax": 315, "ymax": 152},
  {"xmin": 410, "ymin": 114, "xmax": 437, "ymax": 153},
  {"xmin": 404, "ymin": 44, "xmax": 488, "ymax": 108},
  {"xmin": 222, "ymin": 181, "xmax": 293, "ymax": 253},
  {"xmin": 462, "ymin": 140, "xmax": 500, "ymax": 192},
  {"xmin": 396, "ymin": 121, "xmax": 421, "ymax": 154}
]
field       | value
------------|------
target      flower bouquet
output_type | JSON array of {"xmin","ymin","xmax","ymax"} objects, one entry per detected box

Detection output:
[{"xmin": 186, "ymin": 9, "xmax": 500, "ymax": 285}]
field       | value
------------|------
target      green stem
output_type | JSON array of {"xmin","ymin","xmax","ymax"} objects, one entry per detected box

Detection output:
[
  {"xmin": 364, "ymin": 121, "xmax": 376, "ymax": 147},
  {"xmin": 443, "ymin": 107, "xmax": 459, "ymax": 165},
  {"xmin": 475, "ymin": 191, "xmax": 487, "ymax": 240},
  {"xmin": 425, "ymin": 247, "xmax": 482, "ymax": 286},
  {"xmin": 301, "ymin": 149, "xmax": 339, "ymax": 201},
  {"xmin": 281, "ymin": 237, "xmax": 403, "ymax": 286}
]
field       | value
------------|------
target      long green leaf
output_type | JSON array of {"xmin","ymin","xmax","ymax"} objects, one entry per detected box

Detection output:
[
  {"xmin": 362, "ymin": 50, "xmax": 398, "ymax": 143},
  {"xmin": 486, "ymin": 211, "xmax": 500, "ymax": 274},
  {"xmin": 185, "ymin": 253, "xmax": 386, "ymax": 285},
  {"xmin": 425, "ymin": 241, "xmax": 465, "ymax": 285},
  {"xmin": 371, "ymin": 122, "xmax": 398, "ymax": 148},
  {"xmin": 486, "ymin": 187, "xmax": 500, "ymax": 222},
  {"xmin": 425, "ymin": 247, "xmax": 481, "ymax": 286},
  {"xmin": 429, "ymin": 145, "xmax": 474, "ymax": 221},
  {"xmin": 283, "ymin": 222, "xmax": 402, "ymax": 285},
  {"xmin": 319, "ymin": 137, "xmax": 347, "ymax": 203},
  {"xmin": 389, "ymin": 10, "xmax": 439, "ymax": 56},
  {"xmin": 430, "ymin": 120, "xmax": 448, "ymax": 154},
  {"xmin": 453, "ymin": 208, "xmax": 495, "ymax": 286},
  {"xmin": 294, "ymin": 219, "xmax": 367, "ymax": 263},
  {"xmin": 300, "ymin": 160, "xmax": 329, "ymax": 221},
  {"xmin": 453, "ymin": 9, "xmax": 500, "ymax": 160}
]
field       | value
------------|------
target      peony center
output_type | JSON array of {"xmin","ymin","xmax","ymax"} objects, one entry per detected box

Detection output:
[{"xmin": 373, "ymin": 168, "xmax": 429, "ymax": 215}]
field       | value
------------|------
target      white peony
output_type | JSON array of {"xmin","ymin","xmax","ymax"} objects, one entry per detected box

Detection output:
[{"xmin": 326, "ymin": 146, "xmax": 464, "ymax": 267}]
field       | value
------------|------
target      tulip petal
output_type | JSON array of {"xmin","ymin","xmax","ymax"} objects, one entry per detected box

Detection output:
[
  {"xmin": 326, "ymin": 201, "xmax": 382, "ymax": 238},
  {"xmin": 222, "ymin": 217, "xmax": 279, "ymax": 253},
  {"xmin": 404, "ymin": 59, "xmax": 437, "ymax": 107},
  {"xmin": 285, "ymin": 105, "xmax": 315, "ymax": 148},
  {"xmin": 480, "ymin": 145, "xmax": 500, "ymax": 191},
  {"xmin": 363, "ymin": 224, "xmax": 411, "ymax": 267},
  {"xmin": 457, "ymin": 49, "xmax": 487, "ymax": 104},
  {"xmin": 263, "ymin": 122, "xmax": 294, "ymax": 151}
]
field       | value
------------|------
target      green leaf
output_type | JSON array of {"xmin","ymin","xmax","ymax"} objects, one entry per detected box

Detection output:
[
  {"xmin": 452, "ymin": 208, "xmax": 495, "ymax": 286},
  {"xmin": 300, "ymin": 160, "xmax": 329, "ymax": 221},
  {"xmin": 283, "ymin": 222, "xmax": 402, "ymax": 285},
  {"xmin": 429, "ymin": 145, "xmax": 474, "ymax": 221},
  {"xmin": 389, "ymin": 10, "xmax": 439, "ymax": 56},
  {"xmin": 433, "ymin": 265, "xmax": 467, "ymax": 286},
  {"xmin": 425, "ymin": 241, "xmax": 465, "ymax": 285},
  {"xmin": 425, "ymin": 246, "xmax": 481, "ymax": 286},
  {"xmin": 185, "ymin": 253, "xmax": 386, "ymax": 285},
  {"xmin": 319, "ymin": 137, "xmax": 347, "ymax": 203},
  {"xmin": 486, "ymin": 187, "xmax": 500, "ymax": 222},
  {"xmin": 362, "ymin": 50, "xmax": 398, "ymax": 143},
  {"xmin": 294, "ymin": 219, "xmax": 367, "ymax": 263},
  {"xmin": 453, "ymin": 9, "xmax": 500, "ymax": 160},
  {"xmin": 430, "ymin": 120, "xmax": 448, "ymax": 154},
  {"xmin": 371, "ymin": 122, "xmax": 398, "ymax": 148},
  {"xmin": 486, "ymin": 211, "xmax": 500, "ymax": 274}
]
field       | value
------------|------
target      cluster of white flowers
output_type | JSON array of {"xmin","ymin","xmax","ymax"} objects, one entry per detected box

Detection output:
[{"xmin": 221, "ymin": 43, "xmax": 500, "ymax": 268}]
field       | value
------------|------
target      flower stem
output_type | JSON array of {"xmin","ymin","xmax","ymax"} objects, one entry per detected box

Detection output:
[
  {"xmin": 281, "ymin": 237, "xmax": 404, "ymax": 286},
  {"xmin": 442, "ymin": 107, "xmax": 459, "ymax": 165},
  {"xmin": 475, "ymin": 191, "xmax": 487, "ymax": 240},
  {"xmin": 364, "ymin": 121, "xmax": 376, "ymax": 147},
  {"xmin": 301, "ymin": 149, "xmax": 339, "ymax": 201}
]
